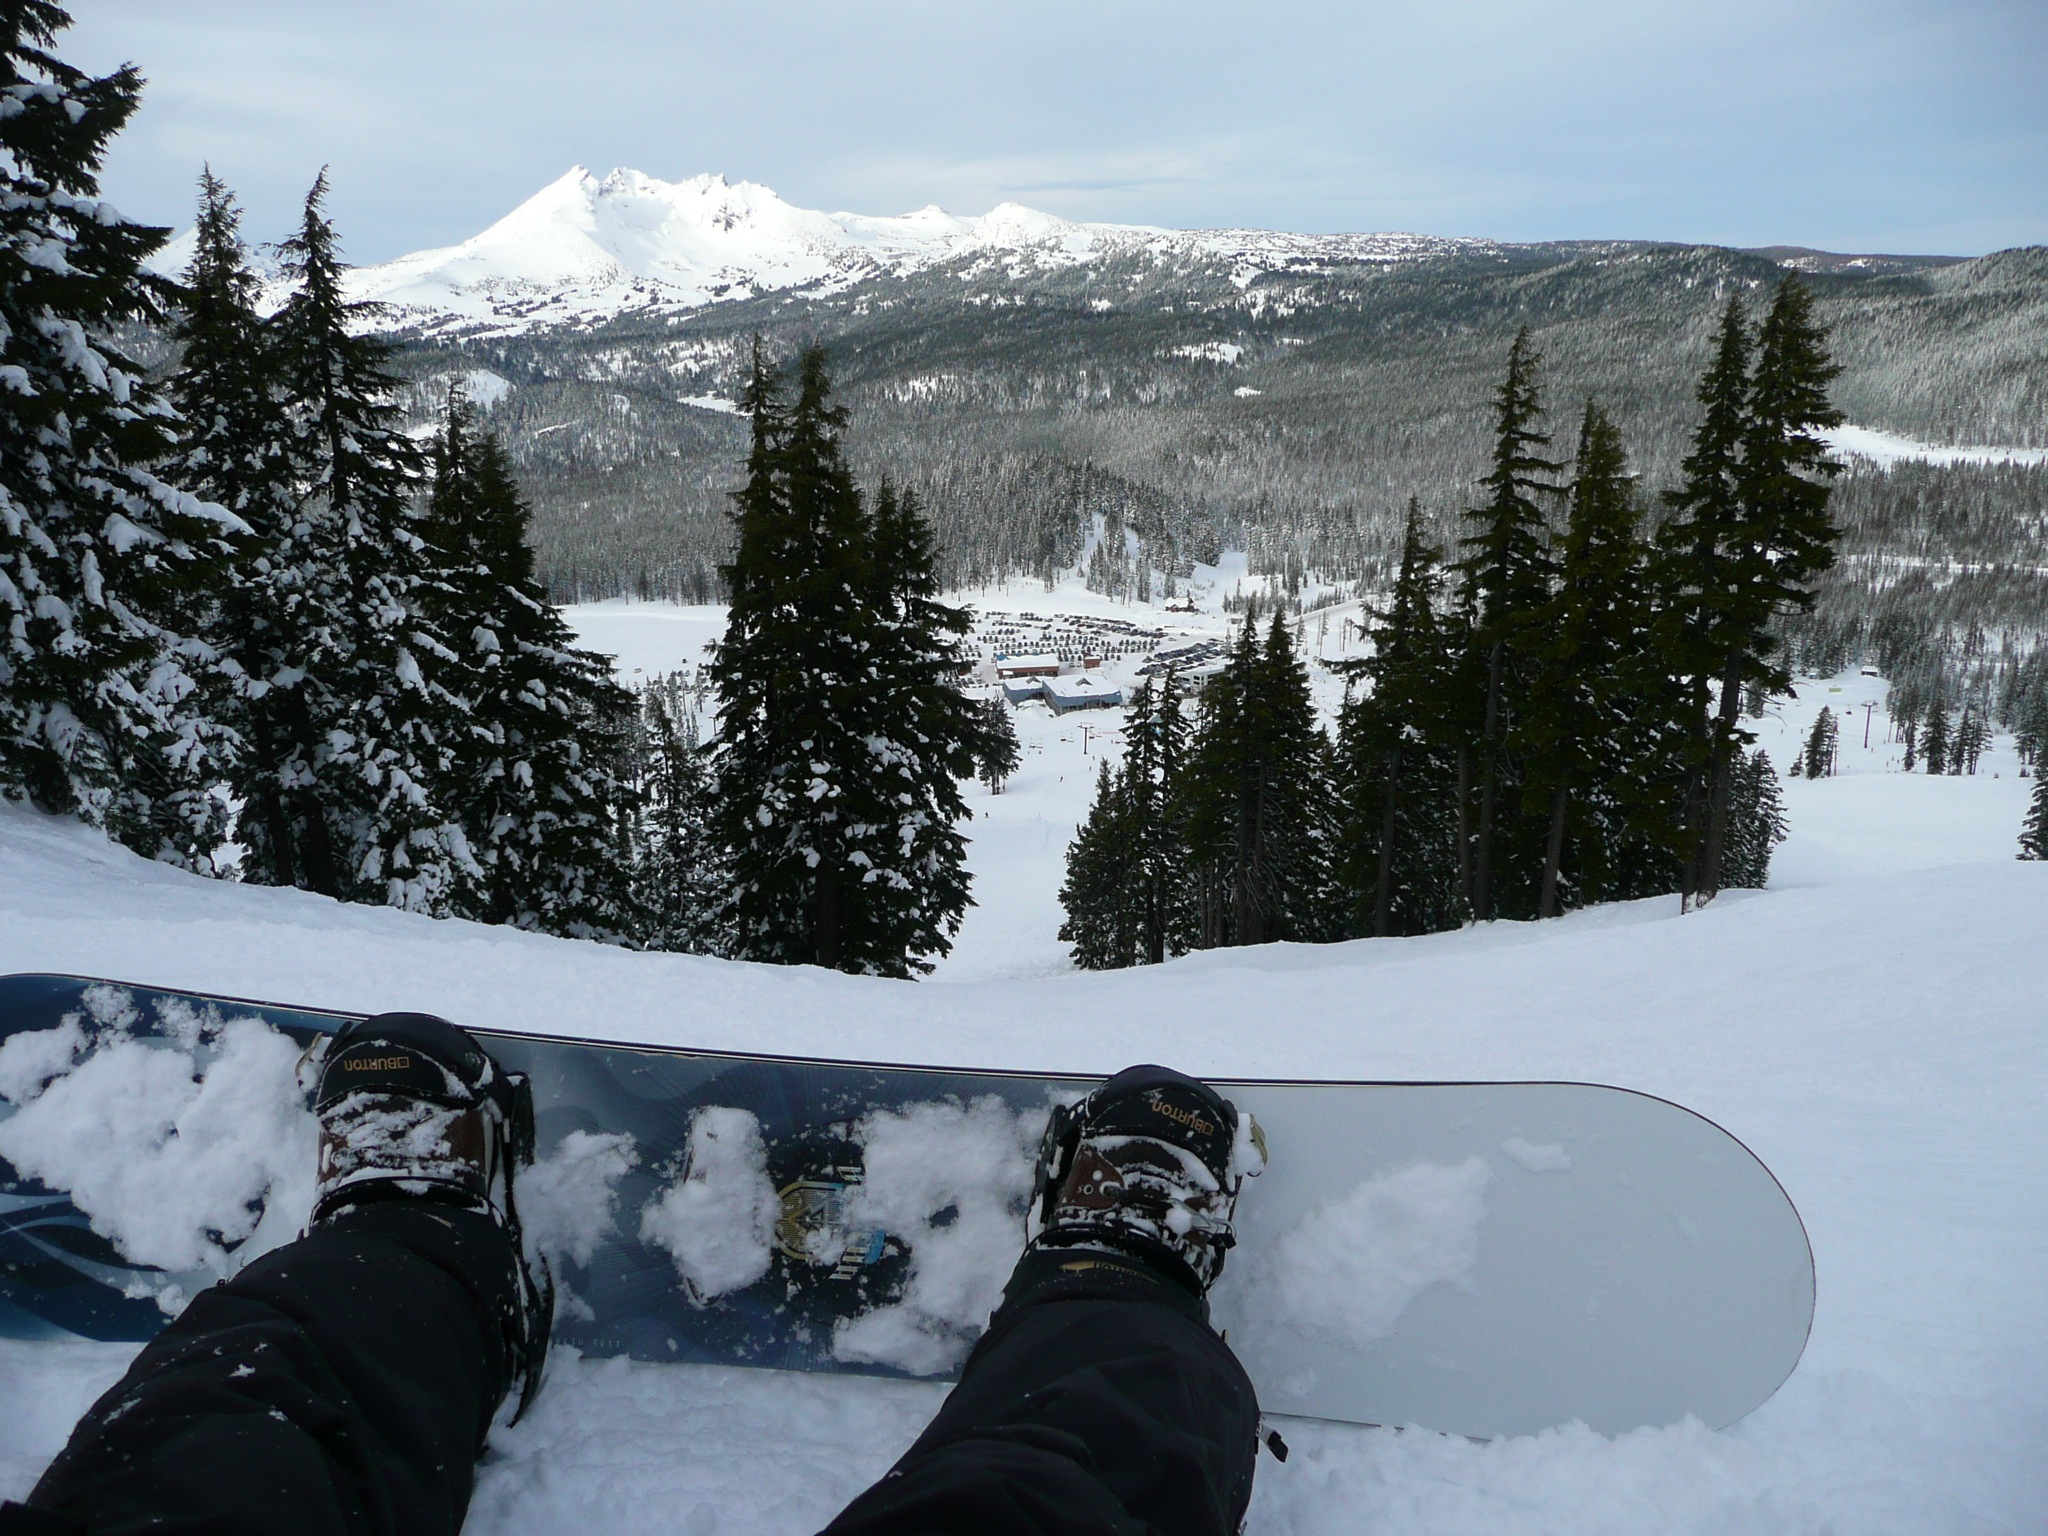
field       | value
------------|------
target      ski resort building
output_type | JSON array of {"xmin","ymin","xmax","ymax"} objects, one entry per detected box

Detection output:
[
  {"xmin": 994, "ymin": 653, "xmax": 1060, "ymax": 679},
  {"xmin": 1001, "ymin": 677, "xmax": 1046, "ymax": 704},
  {"xmin": 1043, "ymin": 675, "xmax": 1124, "ymax": 713}
]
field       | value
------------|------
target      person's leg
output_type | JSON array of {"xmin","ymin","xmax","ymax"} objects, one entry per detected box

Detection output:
[
  {"xmin": 0, "ymin": 1010, "xmax": 550, "ymax": 1536},
  {"xmin": 822, "ymin": 1249, "xmax": 1258, "ymax": 1536},
  {"xmin": 5, "ymin": 1202, "xmax": 519, "ymax": 1536},
  {"xmin": 824, "ymin": 1064, "xmax": 1268, "ymax": 1536}
]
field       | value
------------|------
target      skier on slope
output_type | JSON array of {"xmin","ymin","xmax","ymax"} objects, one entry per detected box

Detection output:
[{"xmin": 0, "ymin": 1013, "xmax": 1267, "ymax": 1536}]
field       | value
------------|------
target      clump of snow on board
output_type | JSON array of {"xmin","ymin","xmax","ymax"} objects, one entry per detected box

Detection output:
[
  {"xmin": 1219, "ymin": 1157, "xmax": 1493, "ymax": 1349},
  {"xmin": 524, "ymin": 1130, "xmax": 638, "ymax": 1267},
  {"xmin": 832, "ymin": 1095, "xmax": 1040, "ymax": 1377},
  {"xmin": 0, "ymin": 983, "xmax": 645, "ymax": 1318},
  {"xmin": 640, "ymin": 1107, "xmax": 780, "ymax": 1300},
  {"xmin": 0, "ymin": 984, "xmax": 316, "ymax": 1310}
]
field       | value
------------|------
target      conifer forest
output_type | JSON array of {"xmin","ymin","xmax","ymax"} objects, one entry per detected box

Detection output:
[{"xmin": 1, "ymin": 1, "xmax": 2043, "ymax": 979}]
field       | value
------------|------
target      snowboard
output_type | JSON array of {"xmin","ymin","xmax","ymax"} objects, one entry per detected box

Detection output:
[{"xmin": 0, "ymin": 973, "xmax": 1814, "ymax": 1439}]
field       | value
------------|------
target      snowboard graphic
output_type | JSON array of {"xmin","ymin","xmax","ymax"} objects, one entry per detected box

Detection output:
[{"xmin": 0, "ymin": 974, "xmax": 1813, "ymax": 1438}]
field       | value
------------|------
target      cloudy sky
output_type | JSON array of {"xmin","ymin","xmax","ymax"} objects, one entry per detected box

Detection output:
[{"xmin": 65, "ymin": 0, "xmax": 2048, "ymax": 265}]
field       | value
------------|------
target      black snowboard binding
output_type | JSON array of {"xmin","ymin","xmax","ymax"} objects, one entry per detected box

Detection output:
[
  {"xmin": 1027, "ymin": 1064, "xmax": 1265, "ymax": 1295},
  {"xmin": 308, "ymin": 1011, "xmax": 552, "ymax": 1419}
]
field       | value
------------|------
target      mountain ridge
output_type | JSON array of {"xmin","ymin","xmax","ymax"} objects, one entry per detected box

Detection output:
[{"xmin": 319, "ymin": 167, "xmax": 1503, "ymax": 334}]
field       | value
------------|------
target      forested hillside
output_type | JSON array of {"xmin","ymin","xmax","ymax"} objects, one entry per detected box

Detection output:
[{"xmin": 387, "ymin": 240, "xmax": 2047, "ymax": 679}]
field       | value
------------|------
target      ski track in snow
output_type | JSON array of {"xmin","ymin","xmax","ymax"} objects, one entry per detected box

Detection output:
[{"xmin": 0, "ymin": 596, "xmax": 2044, "ymax": 1534}]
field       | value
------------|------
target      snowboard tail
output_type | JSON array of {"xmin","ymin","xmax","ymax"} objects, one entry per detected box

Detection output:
[{"xmin": 0, "ymin": 974, "xmax": 1814, "ymax": 1438}]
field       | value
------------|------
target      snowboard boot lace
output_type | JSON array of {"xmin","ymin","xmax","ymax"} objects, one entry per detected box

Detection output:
[
  {"xmin": 307, "ymin": 1011, "xmax": 553, "ymax": 1419},
  {"xmin": 1027, "ymin": 1064, "xmax": 1266, "ymax": 1294}
]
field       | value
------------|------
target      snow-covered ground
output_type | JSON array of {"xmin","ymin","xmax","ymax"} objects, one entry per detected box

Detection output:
[
  {"xmin": 553, "ymin": 592, "xmax": 2034, "ymax": 981},
  {"xmin": 1820, "ymin": 424, "xmax": 2048, "ymax": 469},
  {"xmin": 2, "ymin": 589, "xmax": 2043, "ymax": 1533}
]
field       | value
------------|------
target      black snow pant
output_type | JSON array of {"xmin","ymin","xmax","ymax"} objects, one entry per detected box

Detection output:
[
  {"xmin": 823, "ymin": 1248, "xmax": 1261, "ymax": 1536},
  {"xmin": 2, "ymin": 1230, "xmax": 1259, "ymax": 1536},
  {"xmin": 0, "ymin": 1203, "xmax": 519, "ymax": 1536}
]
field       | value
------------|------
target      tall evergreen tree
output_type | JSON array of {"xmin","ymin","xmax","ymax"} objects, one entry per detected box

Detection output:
[
  {"xmin": 2019, "ymin": 773, "xmax": 2048, "ymax": 861},
  {"xmin": 1336, "ymin": 502, "xmax": 1463, "ymax": 936},
  {"xmin": 1182, "ymin": 610, "xmax": 1336, "ymax": 947},
  {"xmin": 973, "ymin": 696, "xmax": 1021, "ymax": 793},
  {"xmin": 269, "ymin": 172, "xmax": 469, "ymax": 910},
  {"xmin": 709, "ymin": 345, "xmax": 977, "ymax": 976},
  {"xmin": 0, "ymin": 3, "xmax": 243, "ymax": 863},
  {"xmin": 1519, "ymin": 402, "xmax": 1659, "ymax": 917},
  {"xmin": 634, "ymin": 676, "xmax": 725, "ymax": 953},
  {"xmin": 1953, "ymin": 708, "xmax": 1989, "ymax": 776},
  {"xmin": 1920, "ymin": 706, "xmax": 1950, "ymax": 775},
  {"xmin": 421, "ymin": 392, "xmax": 636, "ymax": 939},
  {"xmin": 164, "ymin": 168, "xmax": 308, "ymax": 883},
  {"xmin": 1454, "ymin": 328, "xmax": 1561, "ymax": 920},
  {"xmin": 1801, "ymin": 706, "xmax": 1839, "ymax": 779},
  {"xmin": 1656, "ymin": 296, "xmax": 1753, "ymax": 905},
  {"xmin": 857, "ymin": 477, "xmax": 979, "ymax": 965},
  {"xmin": 1058, "ymin": 759, "xmax": 1142, "ymax": 969},
  {"xmin": 1122, "ymin": 674, "xmax": 1197, "ymax": 963},
  {"xmin": 1722, "ymin": 749, "xmax": 1788, "ymax": 889},
  {"xmin": 1658, "ymin": 280, "xmax": 1843, "ymax": 902}
]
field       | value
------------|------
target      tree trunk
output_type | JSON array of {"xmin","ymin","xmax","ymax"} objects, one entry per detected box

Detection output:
[
  {"xmin": 1697, "ymin": 655, "xmax": 1745, "ymax": 903},
  {"xmin": 1538, "ymin": 785, "xmax": 1569, "ymax": 919},
  {"xmin": 282, "ymin": 692, "xmax": 342, "ymax": 900},
  {"xmin": 1455, "ymin": 745, "xmax": 1473, "ymax": 920},
  {"xmin": 813, "ymin": 870, "xmax": 843, "ymax": 969},
  {"xmin": 1144, "ymin": 849, "xmax": 1165, "ymax": 966},
  {"xmin": 1473, "ymin": 639, "xmax": 1505, "ymax": 921},
  {"xmin": 1677, "ymin": 696, "xmax": 1708, "ymax": 913},
  {"xmin": 1234, "ymin": 825, "xmax": 1262, "ymax": 947},
  {"xmin": 250, "ymin": 710, "xmax": 297, "ymax": 891},
  {"xmin": 1372, "ymin": 744, "xmax": 1402, "ymax": 938}
]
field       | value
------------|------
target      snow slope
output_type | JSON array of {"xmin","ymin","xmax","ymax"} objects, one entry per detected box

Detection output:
[
  {"xmin": 2, "ymin": 644, "xmax": 2045, "ymax": 1532},
  {"xmin": 1820, "ymin": 424, "xmax": 2048, "ymax": 469},
  {"xmin": 332, "ymin": 167, "xmax": 1488, "ymax": 335}
]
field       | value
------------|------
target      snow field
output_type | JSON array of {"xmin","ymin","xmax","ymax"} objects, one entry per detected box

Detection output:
[{"xmin": 0, "ymin": 590, "xmax": 2042, "ymax": 1533}]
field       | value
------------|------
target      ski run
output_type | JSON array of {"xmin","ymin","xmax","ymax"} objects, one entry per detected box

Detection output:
[{"xmin": 2, "ymin": 589, "xmax": 2044, "ymax": 1536}]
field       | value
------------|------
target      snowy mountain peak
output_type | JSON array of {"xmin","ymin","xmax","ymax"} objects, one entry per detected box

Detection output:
[{"xmin": 335, "ymin": 168, "xmax": 1487, "ymax": 336}]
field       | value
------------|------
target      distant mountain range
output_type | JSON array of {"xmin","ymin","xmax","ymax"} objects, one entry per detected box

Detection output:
[{"xmin": 316, "ymin": 168, "xmax": 1493, "ymax": 336}]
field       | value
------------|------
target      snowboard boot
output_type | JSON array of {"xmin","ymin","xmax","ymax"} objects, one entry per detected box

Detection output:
[
  {"xmin": 309, "ymin": 1011, "xmax": 552, "ymax": 1418},
  {"xmin": 1025, "ymin": 1063, "xmax": 1266, "ymax": 1297}
]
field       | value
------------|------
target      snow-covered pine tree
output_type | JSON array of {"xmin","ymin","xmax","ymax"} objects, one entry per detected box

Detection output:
[
  {"xmin": 1658, "ymin": 280, "xmax": 1842, "ymax": 902},
  {"xmin": 1122, "ymin": 673, "xmax": 1196, "ymax": 963},
  {"xmin": 270, "ymin": 173, "xmax": 470, "ymax": 911},
  {"xmin": 709, "ymin": 345, "xmax": 977, "ymax": 976},
  {"xmin": 1801, "ymin": 707, "xmax": 1837, "ymax": 779},
  {"xmin": 974, "ymin": 695, "xmax": 1020, "ymax": 793},
  {"xmin": 1518, "ymin": 402, "xmax": 1661, "ymax": 917},
  {"xmin": 1723, "ymin": 749, "xmax": 1788, "ymax": 888},
  {"xmin": 856, "ymin": 477, "xmax": 979, "ymax": 967},
  {"xmin": 165, "ymin": 168, "xmax": 316, "ymax": 885},
  {"xmin": 421, "ymin": 392, "xmax": 635, "ymax": 939},
  {"xmin": 1454, "ymin": 328, "xmax": 1561, "ymax": 921},
  {"xmin": 634, "ymin": 674, "xmax": 725, "ymax": 953},
  {"xmin": 1655, "ymin": 297, "xmax": 1752, "ymax": 904},
  {"xmin": 1953, "ymin": 708, "xmax": 1989, "ymax": 776},
  {"xmin": 1181, "ymin": 609, "xmax": 1338, "ymax": 947},
  {"xmin": 0, "ymin": 3, "xmax": 244, "ymax": 865},
  {"xmin": 2019, "ymin": 773, "xmax": 2048, "ymax": 861},
  {"xmin": 1921, "ymin": 707, "xmax": 1950, "ymax": 775},
  {"xmin": 1058, "ymin": 758, "xmax": 1142, "ymax": 970}
]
